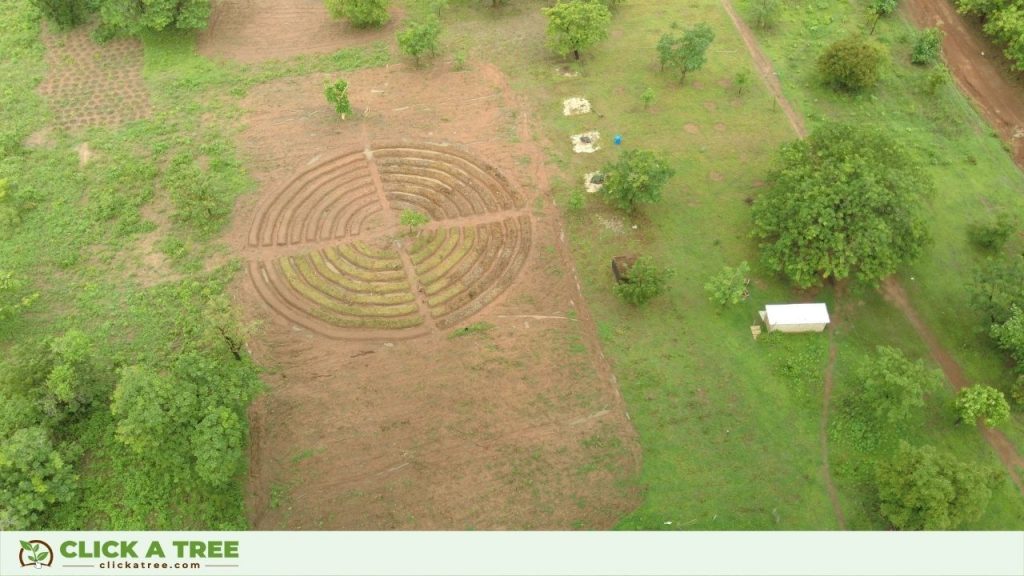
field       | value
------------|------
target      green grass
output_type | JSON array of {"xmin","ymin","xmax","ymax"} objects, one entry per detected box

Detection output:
[{"xmin": 441, "ymin": 0, "xmax": 1024, "ymax": 528}]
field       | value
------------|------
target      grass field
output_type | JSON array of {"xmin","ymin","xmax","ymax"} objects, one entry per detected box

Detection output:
[{"xmin": 444, "ymin": 0, "xmax": 1024, "ymax": 528}]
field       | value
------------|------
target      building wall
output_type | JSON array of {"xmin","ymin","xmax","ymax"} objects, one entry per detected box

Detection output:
[{"xmin": 768, "ymin": 322, "xmax": 828, "ymax": 333}]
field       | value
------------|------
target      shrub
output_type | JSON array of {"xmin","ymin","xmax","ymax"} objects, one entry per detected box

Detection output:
[
  {"xmin": 614, "ymin": 256, "xmax": 674, "ymax": 306},
  {"xmin": 818, "ymin": 35, "xmax": 886, "ymax": 92},
  {"xmin": 923, "ymin": 64, "xmax": 948, "ymax": 95},
  {"xmin": 96, "ymin": 0, "xmax": 212, "ymax": 35},
  {"xmin": 641, "ymin": 87, "xmax": 655, "ymax": 110},
  {"xmin": 734, "ymin": 69, "xmax": 751, "ymax": 96},
  {"xmin": 955, "ymin": 384, "xmax": 1011, "ymax": 427},
  {"xmin": 543, "ymin": 0, "xmax": 612, "ymax": 61},
  {"xmin": 326, "ymin": 0, "xmax": 390, "ymax": 28},
  {"xmin": 599, "ymin": 149, "xmax": 675, "ymax": 213},
  {"xmin": 0, "ymin": 427, "xmax": 77, "ymax": 530},
  {"xmin": 399, "ymin": 209, "xmax": 429, "ymax": 233},
  {"xmin": 911, "ymin": 27, "xmax": 943, "ymax": 66},
  {"xmin": 704, "ymin": 261, "xmax": 751, "ymax": 306},
  {"xmin": 966, "ymin": 212, "xmax": 1015, "ymax": 252},
  {"xmin": 751, "ymin": 0, "xmax": 781, "ymax": 31},
  {"xmin": 397, "ymin": 17, "xmax": 441, "ymax": 66},
  {"xmin": 325, "ymin": 79, "xmax": 353, "ymax": 118}
]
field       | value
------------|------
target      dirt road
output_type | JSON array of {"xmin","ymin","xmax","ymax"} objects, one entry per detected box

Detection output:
[{"xmin": 903, "ymin": 0, "xmax": 1024, "ymax": 168}]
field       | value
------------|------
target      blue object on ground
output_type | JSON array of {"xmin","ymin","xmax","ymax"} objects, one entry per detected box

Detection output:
[{"xmin": 614, "ymin": 134, "xmax": 622, "ymax": 145}]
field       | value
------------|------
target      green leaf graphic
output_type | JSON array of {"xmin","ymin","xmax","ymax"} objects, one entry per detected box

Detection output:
[
  {"xmin": 36, "ymin": 551, "xmax": 49, "ymax": 562},
  {"xmin": 32, "ymin": 543, "xmax": 40, "ymax": 552},
  {"xmin": 20, "ymin": 541, "xmax": 32, "ymax": 552}
]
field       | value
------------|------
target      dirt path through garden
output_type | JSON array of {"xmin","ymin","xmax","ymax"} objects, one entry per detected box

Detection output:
[
  {"xmin": 902, "ymin": 0, "xmax": 1024, "ymax": 168},
  {"xmin": 881, "ymin": 279, "xmax": 1024, "ymax": 494}
]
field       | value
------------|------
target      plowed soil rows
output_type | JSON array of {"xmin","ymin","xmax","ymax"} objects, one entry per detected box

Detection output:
[
  {"xmin": 229, "ymin": 64, "xmax": 640, "ymax": 529},
  {"xmin": 38, "ymin": 23, "xmax": 150, "ymax": 130}
]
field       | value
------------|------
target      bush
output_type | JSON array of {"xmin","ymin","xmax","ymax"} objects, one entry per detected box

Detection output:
[
  {"xmin": 922, "ymin": 64, "xmax": 948, "ymax": 95},
  {"xmin": 967, "ymin": 212, "xmax": 1015, "ymax": 251},
  {"xmin": 818, "ymin": 35, "xmax": 886, "ymax": 92},
  {"xmin": 96, "ymin": 0, "xmax": 212, "ymax": 35},
  {"xmin": 704, "ymin": 261, "xmax": 751, "ymax": 306},
  {"xmin": 955, "ymin": 384, "xmax": 1011, "ymax": 427},
  {"xmin": 911, "ymin": 27, "xmax": 943, "ymax": 66},
  {"xmin": 751, "ymin": 0, "xmax": 781, "ymax": 31},
  {"xmin": 614, "ymin": 256, "xmax": 674, "ymax": 305},
  {"xmin": 0, "ymin": 427, "xmax": 77, "ymax": 530},
  {"xmin": 325, "ymin": 79, "xmax": 353, "ymax": 118},
  {"xmin": 326, "ymin": 0, "xmax": 390, "ymax": 28},
  {"xmin": 397, "ymin": 17, "xmax": 441, "ymax": 66}
]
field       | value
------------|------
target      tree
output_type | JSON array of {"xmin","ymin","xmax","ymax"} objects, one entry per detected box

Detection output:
[
  {"xmin": 614, "ymin": 256, "xmax": 674, "ymax": 306},
  {"xmin": 397, "ymin": 17, "xmax": 442, "ymax": 67},
  {"xmin": 992, "ymin": 306, "xmax": 1024, "ymax": 369},
  {"xmin": 751, "ymin": 0, "xmax": 781, "ymax": 31},
  {"xmin": 869, "ymin": 0, "xmax": 899, "ymax": 35},
  {"xmin": 854, "ymin": 346, "xmax": 943, "ymax": 427},
  {"xmin": 599, "ymin": 149, "xmax": 675, "ymax": 213},
  {"xmin": 326, "ymin": 0, "xmax": 390, "ymax": 28},
  {"xmin": 956, "ymin": 0, "xmax": 1024, "ymax": 71},
  {"xmin": 202, "ymin": 294, "xmax": 258, "ymax": 362},
  {"xmin": 971, "ymin": 255, "xmax": 1024, "ymax": 325},
  {"xmin": 0, "ymin": 427, "xmax": 76, "ymax": 530},
  {"xmin": 734, "ymin": 69, "xmax": 751, "ymax": 96},
  {"xmin": 911, "ymin": 27, "xmax": 944, "ymax": 66},
  {"xmin": 704, "ymin": 261, "xmax": 751, "ymax": 307},
  {"xmin": 875, "ymin": 442, "xmax": 998, "ymax": 530},
  {"xmin": 657, "ymin": 23, "xmax": 715, "ymax": 84},
  {"xmin": 542, "ymin": 0, "xmax": 612, "ymax": 61},
  {"xmin": 30, "ymin": 0, "xmax": 90, "ymax": 30},
  {"xmin": 955, "ymin": 385, "xmax": 1011, "ymax": 427},
  {"xmin": 400, "ymin": 209, "xmax": 430, "ymax": 234},
  {"xmin": 96, "ymin": 0, "xmax": 211, "ymax": 35},
  {"xmin": 751, "ymin": 123, "xmax": 932, "ymax": 288},
  {"xmin": 966, "ymin": 211, "xmax": 1015, "ymax": 252},
  {"xmin": 325, "ymin": 79, "xmax": 353, "ymax": 119},
  {"xmin": 818, "ymin": 35, "xmax": 886, "ymax": 92}
]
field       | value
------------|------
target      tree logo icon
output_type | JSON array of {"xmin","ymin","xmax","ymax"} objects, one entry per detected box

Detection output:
[{"xmin": 18, "ymin": 540, "xmax": 53, "ymax": 569}]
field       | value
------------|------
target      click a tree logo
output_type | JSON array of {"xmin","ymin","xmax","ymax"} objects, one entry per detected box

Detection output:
[{"xmin": 18, "ymin": 540, "xmax": 53, "ymax": 569}]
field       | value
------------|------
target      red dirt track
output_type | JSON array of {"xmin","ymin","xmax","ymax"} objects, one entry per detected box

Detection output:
[{"xmin": 903, "ymin": 0, "xmax": 1024, "ymax": 167}]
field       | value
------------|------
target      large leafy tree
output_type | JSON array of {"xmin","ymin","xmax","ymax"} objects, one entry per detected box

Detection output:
[
  {"xmin": 542, "ymin": 0, "xmax": 612, "ymax": 61},
  {"xmin": 751, "ymin": 123, "xmax": 932, "ymax": 288},
  {"xmin": 854, "ymin": 346, "xmax": 943, "ymax": 427},
  {"xmin": 656, "ymin": 23, "xmax": 715, "ymax": 84},
  {"xmin": 876, "ymin": 442, "xmax": 998, "ymax": 530},
  {"xmin": 111, "ymin": 365, "xmax": 197, "ymax": 454},
  {"xmin": 97, "ymin": 0, "xmax": 212, "ymax": 34},
  {"xmin": 600, "ymin": 149, "xmax": 676, "ymax": 213}
]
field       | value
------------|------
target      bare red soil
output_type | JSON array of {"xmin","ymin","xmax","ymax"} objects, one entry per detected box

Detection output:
[
  {"xmin": 903, "ymin": 0, "xmax": 1024, "ymax": 168},
  {"xmin": 198, "ymin": 0, "xmax": 400, "ymax": 64},
  {"xmin": 229, "ymin": 63, "xmax": 641, "ymax": 529}
]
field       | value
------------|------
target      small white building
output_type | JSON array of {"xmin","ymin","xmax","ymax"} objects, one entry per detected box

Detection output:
[{"xmin": 759, "ymin": 303, "xmax": 830, "ymax": 333}]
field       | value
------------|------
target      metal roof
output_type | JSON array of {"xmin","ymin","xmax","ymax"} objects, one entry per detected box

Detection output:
[{"xmin": 764, "ymin": 303, "xmax": 830, "ymax": 325}]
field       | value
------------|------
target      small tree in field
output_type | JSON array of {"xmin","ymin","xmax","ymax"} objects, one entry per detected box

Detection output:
[
  {"xmin": 657, "ymin": 23, "xmax": 715, "ymax": 84},
  {"xmin": 542, "ymin": 0, "xmax": 612, "ymax": 61},
  {"xmin": 751, "ymin": 0, "xmax": 781, "ymax": 31},
  {"xmin": 752, "ymin": 123, "xmax": 931, "ymax": 288},
  {"xmin": 397, "ymin": 17, "xmax": 442, "ymax": 67},
  {"xmin": 912, "ymin": 27, "xmax": 944, "ymax": 66},
  {"xmin": 641, "ymin": 87, "xmax": 655, "ymax": 110},
  {"xmin": 325, "ymin": 79, "xmax": 352, "ymax": 119},
  {"xmin": 876, "ymin": 442, "xmax": 998, "ymax": 530},
  {"xmin": 326, "ymin": 0, "xmax": 390, "ymax": 28},
  {"xmin": 704, "ymin": 261, "xmax": 751, "ymax": 307},
  {"xmin": 854, "ymin": 346, "xmax": 943, "ymax": 427},
  {"xmin": 400, "ymin": 209, "xmax": 430, "ymax": 234},
  {"xmin": 818, "ymin": 35, "xmax": 886, "ymax": 92},
  {"xmin": 734, "ymin": 69, "xmax": 751, "ymax": 96},
  {"xmin": 955, "ymin": 384, "xmax": 1011, "ymax": 427},
  {"xmin": 614, "ymin": 256, "xmax": 674, "ymax": 306},
  {"xmin": 869, "ymin": 0, "xmax": 899, "ymax": 35},
  {"xmin": 600, "ymin": 149, "xmax": 675, "ymax": 213}
]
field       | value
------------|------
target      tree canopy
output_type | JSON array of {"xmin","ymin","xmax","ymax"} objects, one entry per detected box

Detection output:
[
  {"xmin": 854, "ymin": 346, "xmax": 943, "ymax": 427},
  {"xmin": 614, "ymin": 257, "xmax": 674, "ymax": 306},
  {"xmin": 751, "ymin": 123, "xmax": 932, "ymax": 288},
  {"xmin": 326, "ymin": 0, "xmax": 390, "ymax": 28},
  {"xmin": 397, "ymin": 17, "xmax": 442, "ymax": 66},
  {"xmin": 656, "ymin": 23, "xmax": 715, "ymax": 84},
  {"xmin": 876, "ymin": 442, "xmax": 998, "ymax": 530},
  {"xmin": 599, "ymin": 149, "xmax": 676, "ymax": 213},
  {"xmin": 818, "ymin": 35, "xmax": 887, "ymax": 92},
  {"xmin": 955, "ymin": 384, "xmax": 1011, "ymax": 427},
  {"xmin": 956, "ymin": 0, "xmax": 1024, "ymax": 71},
  {"xmin": 542, "ymin": 0, "xmax": 612, "ymax": 61},
  {"xmin": 97, "ymin": 0, "xmax": 212, "ymax": 35}
]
